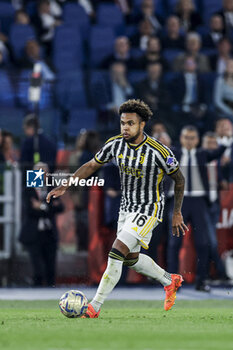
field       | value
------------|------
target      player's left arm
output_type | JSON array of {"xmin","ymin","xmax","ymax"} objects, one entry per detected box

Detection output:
[{"xmin": 169, "ymin": 169, "xmax": 188, "ymax": 237}]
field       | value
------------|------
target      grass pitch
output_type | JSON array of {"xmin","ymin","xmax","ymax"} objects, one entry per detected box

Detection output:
[{"xmin": 0, "ymin": 300, "xmax": 233, "ymax": 350}]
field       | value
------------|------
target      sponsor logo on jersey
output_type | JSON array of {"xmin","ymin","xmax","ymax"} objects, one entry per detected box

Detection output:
[
  {"xmin": 127, "ymin": 155, "xmax": 136, "ymax": 161},
  {"xmin": 119, "ymin": 163, "xmax": 144, "ymax": 178}
]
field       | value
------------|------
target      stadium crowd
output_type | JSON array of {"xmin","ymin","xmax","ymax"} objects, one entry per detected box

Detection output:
[
  {"xmin": 1, "ymin": 0, "xmax": 233, "ymax": 137},
  {"xmin": 0, "ymin": 0, "xmax": 233, "ymax": 288}
]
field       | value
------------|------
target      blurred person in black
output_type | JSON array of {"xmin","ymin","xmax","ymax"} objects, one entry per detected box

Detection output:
[
  {"xmin": 0, "ymin": 129, "xmax": 5, "ymax": 164},
  {"xmin": 17, "ymin": 39, "xmax": 55, "ymax": 81},
  {"xmin": 167, "ymin": 125, "xmax": 228, "ymax": 291},
  {"xmin": 134, "ymin": 36, "xmax": 168, "ymax": 70},
  {"xmin": 101, "ymin": 62, "xmax": 134, "ymax": 133},
  {"xmin": 19, "ymin": 162, "xmax": 64, "ymax": 286},
  {"xmin": 100, "ymin": 36, "xmax": 136, "ymax": 70},
  {"xmin": 134, "ymin": 62, "xmax": 170, "ymax": 115},
  {"xmin": 161, "ymin": 15, "xmax": 185, "ymax": 50},
  {"xmin": 134, "ymin": 0, "xmax": 163, "ymax": 34},
  {"xmin": 210, "ymin": 37, "xmax": 232, "ymax": 73},
  {"xmin": 33, "ymin": 0, "xmax": 62, "ymax": 56},
  {"xmin": 202, "ymin": 132, "xmax": 229, "ymax": 281},
  {"xmin": 135, "ymin": 62, "xmax": 172, "ymax": 134},
  {"xmin": 20, "ymin": 114, "xmax": 57, "ymax": 172},
  {"xmin": 215, "ymin": 117, "xmax": 233, "ymax": 182},
  {"xmin": 173, "ymin": 32, "xmax": 210, "ymax": 72},
  {"xmin": 215, "ymin": 0, "xmax": 233, "ymax": 34},
  {"xmin": 203, "ymin": 14, "xmax": 225, "ymax": 49},
  {"xmin": 171, "ymin": 56, "xmax": 212, "ymax": 135},
  {"xmin": 69, "ymin": 130, "xmax": 101, "ymax": 250},
  {"xmin": 103, "ymin": 161, "xmax": 121, "ymax": 231},
  {"xmin": 130, "ymin": 19, "xmax": 154, "ymax": 51},
  {"xmin": 174, "ymin": 0, "xmax": 202, "ymax": 33}
]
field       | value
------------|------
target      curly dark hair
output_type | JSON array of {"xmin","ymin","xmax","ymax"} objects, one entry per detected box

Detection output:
[{"xmin": 119, "ymin": 99, "xmax": 153, "ymax": 122}]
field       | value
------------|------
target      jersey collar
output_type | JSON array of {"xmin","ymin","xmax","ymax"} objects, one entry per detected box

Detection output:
[{"xmin": 126, "ymin": 133, "xmax": 148, "ymax": 150}]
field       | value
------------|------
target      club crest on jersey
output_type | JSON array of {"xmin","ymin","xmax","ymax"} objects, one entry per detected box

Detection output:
[
  {"xmin": 166, "ymin": 156, "xmax": 177, "ymax": 167},
  {"xmin": 140, "ymin": 153, "xmax": 145, "ymax": 164}
]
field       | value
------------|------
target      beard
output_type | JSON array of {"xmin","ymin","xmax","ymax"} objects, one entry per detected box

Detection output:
[{"xmin": 125, "ymin": 129, "xmax": 141, "ymax": 143}]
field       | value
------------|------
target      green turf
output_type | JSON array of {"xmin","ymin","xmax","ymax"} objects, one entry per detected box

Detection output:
[{"xmin": 0, "ymin": 300, "xmax": 233, "ymax": 350}]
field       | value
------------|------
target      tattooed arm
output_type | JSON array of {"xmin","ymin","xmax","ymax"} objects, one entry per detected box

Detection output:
[{"xmin": 169, "ymin": 169, "xmax": 188, "ymax": 237}]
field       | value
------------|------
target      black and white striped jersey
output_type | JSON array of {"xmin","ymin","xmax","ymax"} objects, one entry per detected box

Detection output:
[{"xmin": 94, "ymin": 133, "xmax": 179, "ymax": 220}]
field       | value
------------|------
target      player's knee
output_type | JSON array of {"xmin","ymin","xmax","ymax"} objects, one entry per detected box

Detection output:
[
  {"xmin": 123, "ymin": 256, "xmax": 139, "ymax": 267},
  {"xmin": 108, "ymin": 248, "xmax": 125, "ymax": 262}
]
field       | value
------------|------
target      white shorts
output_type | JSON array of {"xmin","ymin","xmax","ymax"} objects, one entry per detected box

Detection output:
[{"xmin": 117, "ymin": 211, "xmax": 159, "ymax": 253}]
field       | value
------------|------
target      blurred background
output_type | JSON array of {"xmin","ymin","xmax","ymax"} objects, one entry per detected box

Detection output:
[{"xmin": 0, "ymin": 0, "xmax": 233, "ymax": 289}]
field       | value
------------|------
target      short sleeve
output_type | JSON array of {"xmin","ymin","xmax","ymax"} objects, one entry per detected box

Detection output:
[
  {"xmin": 94, "ymin": 140, "xmax": 114, "ymax": 164},
  {"xmin": 157, "ymin": 148, "xmax": 179, "ymax": 175}
]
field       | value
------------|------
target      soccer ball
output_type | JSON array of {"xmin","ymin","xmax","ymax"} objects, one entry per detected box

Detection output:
[{"xmin": 59, "ymin": 290, "xmax": 88, "ymax": 318}]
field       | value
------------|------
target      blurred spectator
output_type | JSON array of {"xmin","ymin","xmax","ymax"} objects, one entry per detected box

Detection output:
[
  {"xmin": 0, "ymin": 129, "xmax": 5, "ymax": 163},
  {"xmin": 216, "ymin": 0, "xmax": 233, "ymax": 34},
  {"xmin": 69, "ymin": 130, "xmax": 101, "ymax": 250},
  {"xmin": 173, "ymin": 57, "xmax": 206, "ymax": 112},
  {"xmin": 1, "ymin": 131, "xmax": 18, "ymax": 167},
  {"xmin": 19, "ymin": 162, "xmax": 64, "ymax": 286},
  {"xmin": 18, "ymin": 39, "xmax": 55, "ymax": 81},
  {"xmin": 214, "ymin": 58, "xmax": 233, "ymax": 119},
  {"xmin": 210, "ymin": 37, "xmax": 232, "ymax": 73},
  {"xmin": 101, "ymin": 36, "xmax": 136, "ymax": 70},
  {"xmin": 11, "ymin": 0, "xmax": 24, "ymax": 10},
  {"xmin": 161, "ymin": 15, "xmax": 185, "ymax": 50},
  {"xmin": 69, "ymin": 130, "xmax": 88, "ymax": 174},
  {"xmin": 15, "ymin": 9, "xmax": 30, "ymax": 25},
  {"xmin": 0, "ymin": 35, "xmax": 9, "ymax": 65},
  {"xmin": 106, "ymin": 62, "xmax": 134, "ymax": 112},
  {"xmin": 202, "ymin": 132, "xmax": 229, "ymax": 281},
  {"xmin": 135, "ymin": 0, "xmax": 163, "ymax": 34},
  {"xmin": 151, "ymin": 120, "xmax": 167, "ymax": 138},
  {"xmin": 135, "ymin": 62, "xmax": 169, "ymax": 115},
  {"xmin": 168, "ymin": 125, "xmax": 227, "ymax": 291},
  {"xmin": 78, "ymin": 0, "xmax": 95, "ymax": 19},
  {"xmin": 215, "ymin": 117, "xmax": 233, "ymax": 181},
  {"xmin": 0, "ymin": 48, "xmax": 8, "ymax": 68},
  {"xmin": 116, "ymin": 0, "xmax": 133, "ymax": 22},
  {"xmin": 171, "ymin": 57, "xmax": 209, "ymax": 133},
  {"xmin": 175, "ymin": 0, "xmax": 202, "ymax": 32},
  {"xmin": 134, "ymin": 36, "xmax": 168, "ymax": 70},
  {"xmin": 20, "ymin": 114, "xmax": 57, "ymax": 172},
  {"xmin": 156, "ymin": 131, "xmax": 171, "ymax": 147},
  {"xmin": 173, "ymin": 32, "xmax": 210, "ymax": 72},
  {"xmin": 103, "ymin": 160, "xmax": 121, "ymax": 230},
  {"xmin": 33, "ymin": 0, "xmax": 62, "ymax": 56},
  {"xmin": 130, "ymin": 19, "xmax": 154, "ymax": 50},
  {"xmin": 203, "ymin": 15, "xmax": 225, "ymax": 49}
]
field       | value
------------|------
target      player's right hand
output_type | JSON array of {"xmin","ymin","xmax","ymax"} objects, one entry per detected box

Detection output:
[{"xmin": 46, "ymin": 186, "xmax": 66, "ymax": 203}]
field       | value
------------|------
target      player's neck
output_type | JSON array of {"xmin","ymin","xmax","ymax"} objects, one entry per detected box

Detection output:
[{"xmin": 130, "ymin": 133, "xmax": 145, "ymax": 145}]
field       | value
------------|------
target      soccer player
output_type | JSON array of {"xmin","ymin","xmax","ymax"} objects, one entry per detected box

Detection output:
[{"xmin": 47, "ymin": 99, "xmax": 188, "ymax": 317}]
